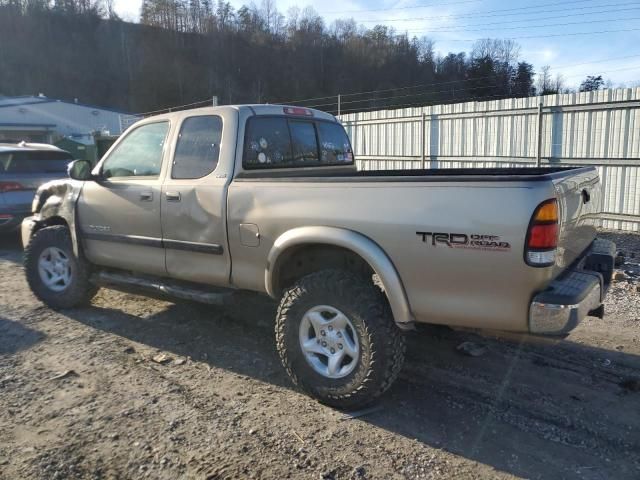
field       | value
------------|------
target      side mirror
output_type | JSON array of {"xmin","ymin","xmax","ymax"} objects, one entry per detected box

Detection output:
[{"xmin": 67, "ymin": 159, "xmax": 93, "ymax": 181}]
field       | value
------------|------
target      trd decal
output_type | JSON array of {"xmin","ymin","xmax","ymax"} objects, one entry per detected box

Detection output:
[{"xmin": 416, "ymin": 232, "xmax": 511, "ymax": 251}]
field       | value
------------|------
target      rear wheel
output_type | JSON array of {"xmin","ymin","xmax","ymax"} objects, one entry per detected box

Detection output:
[
  {"xmin": 275, "ymin": 269, "xmax": 405, "ymax": 409},
  {"xmin": 24, "ymin": 225, "xmax": 98, "ymax": 308}
]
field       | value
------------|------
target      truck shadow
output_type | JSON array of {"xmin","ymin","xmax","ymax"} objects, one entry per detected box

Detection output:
[
  {"xmin": 0, "ymin": 317, "xmax": 46, "ymax": 355},
  {"xmin": 0, "ymin": 233, "xmax": 23, "ymax": 266},
  {"xmin": 64, "ymin": 292, "xmax": 640, "ymax": 479}
]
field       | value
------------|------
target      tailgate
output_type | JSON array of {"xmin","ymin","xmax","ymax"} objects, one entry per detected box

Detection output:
[{"xmin": 552, "ymin": 167, "xmax": 601, "ymax": 272}]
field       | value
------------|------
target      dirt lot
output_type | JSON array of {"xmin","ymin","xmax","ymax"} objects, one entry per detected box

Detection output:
[{"xmin": 1, "ymin": 232, "xmax": 639, "ymax": 480}]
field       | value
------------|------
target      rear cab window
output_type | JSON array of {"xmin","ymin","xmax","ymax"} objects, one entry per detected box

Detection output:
[
  {"xmin": 243, "ymin": 116, "xmax": 353, "ymax": 169},
  {"xmin": 289, "ymin": 121, "xmax": 319, "ymax": 164},
  {"xmin": 317, "ymin": 122, "xmax": 354, "ymax": 164}
]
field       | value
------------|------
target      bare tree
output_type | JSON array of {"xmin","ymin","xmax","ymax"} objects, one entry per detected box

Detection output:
[
  {"xmin": 553, "ymin": 73, "xmax": 565, "ymax": 93},
  {"xmin": 471, "ymin": 38, "xmax": 520, "ymax": 65},
  {"xmin": 537, "ymin": 65, "xmax": 553, "ymax": 94}
]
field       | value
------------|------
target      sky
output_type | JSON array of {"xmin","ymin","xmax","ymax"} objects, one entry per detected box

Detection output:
[{"xmin": 113, "ymin": 0, "xmax": 640, "ymax": 89}]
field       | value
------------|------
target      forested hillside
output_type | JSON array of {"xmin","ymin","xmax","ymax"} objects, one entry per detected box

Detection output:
[{"xmin": 0, "ymin": 0, "xmax": 539, "ymax": 114}]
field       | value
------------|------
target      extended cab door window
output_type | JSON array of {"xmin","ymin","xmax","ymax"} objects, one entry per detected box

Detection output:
[
  {"xmin": 172, "ymin": 115, "xmax": 222, "ymax": 179},
  {"xmin": 101, "ymin": 122, "xmax": 169, "ymax": 178}
]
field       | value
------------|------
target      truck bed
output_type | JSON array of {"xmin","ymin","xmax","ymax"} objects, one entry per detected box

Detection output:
[{"xmin": 229, "ymin": 164, "xmax": 601, "ymax": 331}]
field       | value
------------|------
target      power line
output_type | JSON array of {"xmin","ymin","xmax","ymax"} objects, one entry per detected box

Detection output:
[
  {"xmin": 322, "ymin": 0, "xmax": 597, "ymax": 17},
  {"xmin": 401, "ymin": 6, "xmax": 640, "ymax": 30},
  {"xmin": 356, "ymin": 1, "xmax": 639, "ymax": 23},
  {"xmin": 402, "ymin": 12, "xmax": 640, "ymax": 34},
  {"xmin": 321, "ymin": 0, "xmax": 484, "ymax": 15},
  {"xmin": 442, "ymin": 27, "xmax": 640, "ymax": 42}
]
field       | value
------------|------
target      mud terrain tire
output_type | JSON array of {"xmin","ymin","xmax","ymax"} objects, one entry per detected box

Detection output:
[
  {"xmin": 276, "ymin": 269, "xmax": 405, "ymax": 409},
  {"xmin": 24, "ymin": 225, "xmax": 98, "ymax": 309}
]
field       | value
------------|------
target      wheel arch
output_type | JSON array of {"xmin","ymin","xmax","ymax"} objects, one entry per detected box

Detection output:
[
  {"xmin": 266, "ymin": 226, "xmax": 415, "ymax": 329},
  {"xmin": 30, "ymin": 214, "xmax": 80, "ymax": 257},
  {"xmin": 33, "ymin": 215, "xmax": 69, "ymax": 229}
]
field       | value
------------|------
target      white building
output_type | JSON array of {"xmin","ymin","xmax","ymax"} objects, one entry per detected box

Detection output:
[{"xmin": 0, "ymin": 94, "xmax": 139, "ymax": 143}]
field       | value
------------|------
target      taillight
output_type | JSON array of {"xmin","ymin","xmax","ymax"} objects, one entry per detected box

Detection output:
[
  {"xmin": 0, "ymin": 181, "xmax": 25, "ymax": 193},
  {"xmin": 525, "ymin": 199, "xmax": 559, "ymax": 267}
]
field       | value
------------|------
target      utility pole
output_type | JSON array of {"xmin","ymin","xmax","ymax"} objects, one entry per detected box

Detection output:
[
  {"xmin": 337, "ymin": 94, "xmax": 342, "ymax": 116},
  {"xmin": 212, "ymin": 96, "xmax": 218, "ymax": 107}
]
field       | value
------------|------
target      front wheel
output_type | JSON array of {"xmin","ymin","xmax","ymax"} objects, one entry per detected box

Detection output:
[
  {"xmin": 275, "ymin": 269, "xmax": 405, "ymax": 409},
  {"xmin": 24, "ymin": 225, "xmax": 98, "ymax": 309}
]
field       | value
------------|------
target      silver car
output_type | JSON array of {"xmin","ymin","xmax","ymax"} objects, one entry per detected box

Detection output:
[{"xmin": 0, "ymin": 143, "xmax": 73, "ymax": 233}]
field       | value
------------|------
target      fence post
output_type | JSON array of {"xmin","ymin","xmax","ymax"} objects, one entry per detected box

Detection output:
[
  {"xmin": 430, "ymin": 113, "xmax": 439, "ymax": 169},
  {"xmin": 536, "ymin": 101, "xmax": 544, "ymax": 167},
  {"xmin": 337, "ymin": 94, "xmax": 341, "ymax": 116},
  {"xmin": 421, "ymin": 112, "xmax": 426, "ymax": 170}
]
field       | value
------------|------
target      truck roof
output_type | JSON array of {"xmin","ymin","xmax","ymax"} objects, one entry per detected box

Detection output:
[{"xmin": 141, "ymin": 104, "xmax": 338, "ymax": 123}]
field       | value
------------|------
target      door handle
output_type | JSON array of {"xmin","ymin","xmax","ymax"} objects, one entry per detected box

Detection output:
[
  {"xmin": 139, "ymin": 191, "xmax": 153, "ymax": 202},
  {"xmin": 165, "ymin": 191, "xmax": 181, "ymax": 202}
]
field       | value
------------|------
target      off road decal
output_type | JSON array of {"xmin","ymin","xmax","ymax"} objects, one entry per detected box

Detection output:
[{"xmin": 416, "ymin": 232, "xmax": 510, "ymax": 251}]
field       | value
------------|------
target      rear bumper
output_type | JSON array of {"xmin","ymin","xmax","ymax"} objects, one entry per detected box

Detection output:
[{"xmin": 529, "ymin": 238, "xmax": 615, "ymax": 335}]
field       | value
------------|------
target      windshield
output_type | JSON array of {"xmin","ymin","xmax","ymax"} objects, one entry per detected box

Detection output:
[{"xmin": 0, "ymin": 151, "xmax": 73, "ymax": 174}]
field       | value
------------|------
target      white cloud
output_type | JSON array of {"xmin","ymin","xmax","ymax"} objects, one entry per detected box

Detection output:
[{"xmin": 114, "ymin": 0, "xmax": 141, "ymax": 21}]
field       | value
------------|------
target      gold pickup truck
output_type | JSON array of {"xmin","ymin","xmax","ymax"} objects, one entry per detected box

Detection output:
[{"xmin": 21, "ymin": 105, "xmax": 615, "ymax": 408}]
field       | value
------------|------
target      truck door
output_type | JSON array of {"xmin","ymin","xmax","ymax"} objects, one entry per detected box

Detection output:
[
  {"xmin": 77, "ymin": 121, "xmax": 169, "ymax": 276},
  {"xmin": 160, "ymin": 114, "xmax": 231, "ymax": 285}
]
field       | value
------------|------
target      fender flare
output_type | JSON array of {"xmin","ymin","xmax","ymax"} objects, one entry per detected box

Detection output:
[{"xmin": 266, "ymin": 226, "xmax": 415, "ymax": 329}]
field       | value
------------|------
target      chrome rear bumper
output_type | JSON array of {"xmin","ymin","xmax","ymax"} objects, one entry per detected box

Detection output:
[{"xmin": 529, "ymin": 238, "xmax": 615, "ymax": 335}]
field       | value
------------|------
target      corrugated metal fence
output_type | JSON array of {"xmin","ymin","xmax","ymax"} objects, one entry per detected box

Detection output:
[{"xmin": 339, "ymin": 87, "xmax": 640, "ymax": 231}]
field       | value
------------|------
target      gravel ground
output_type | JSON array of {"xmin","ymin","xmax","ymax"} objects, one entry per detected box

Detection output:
[{"xmin": 1, "ymin": 231, "xmax": 639, "ymax": 480}]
